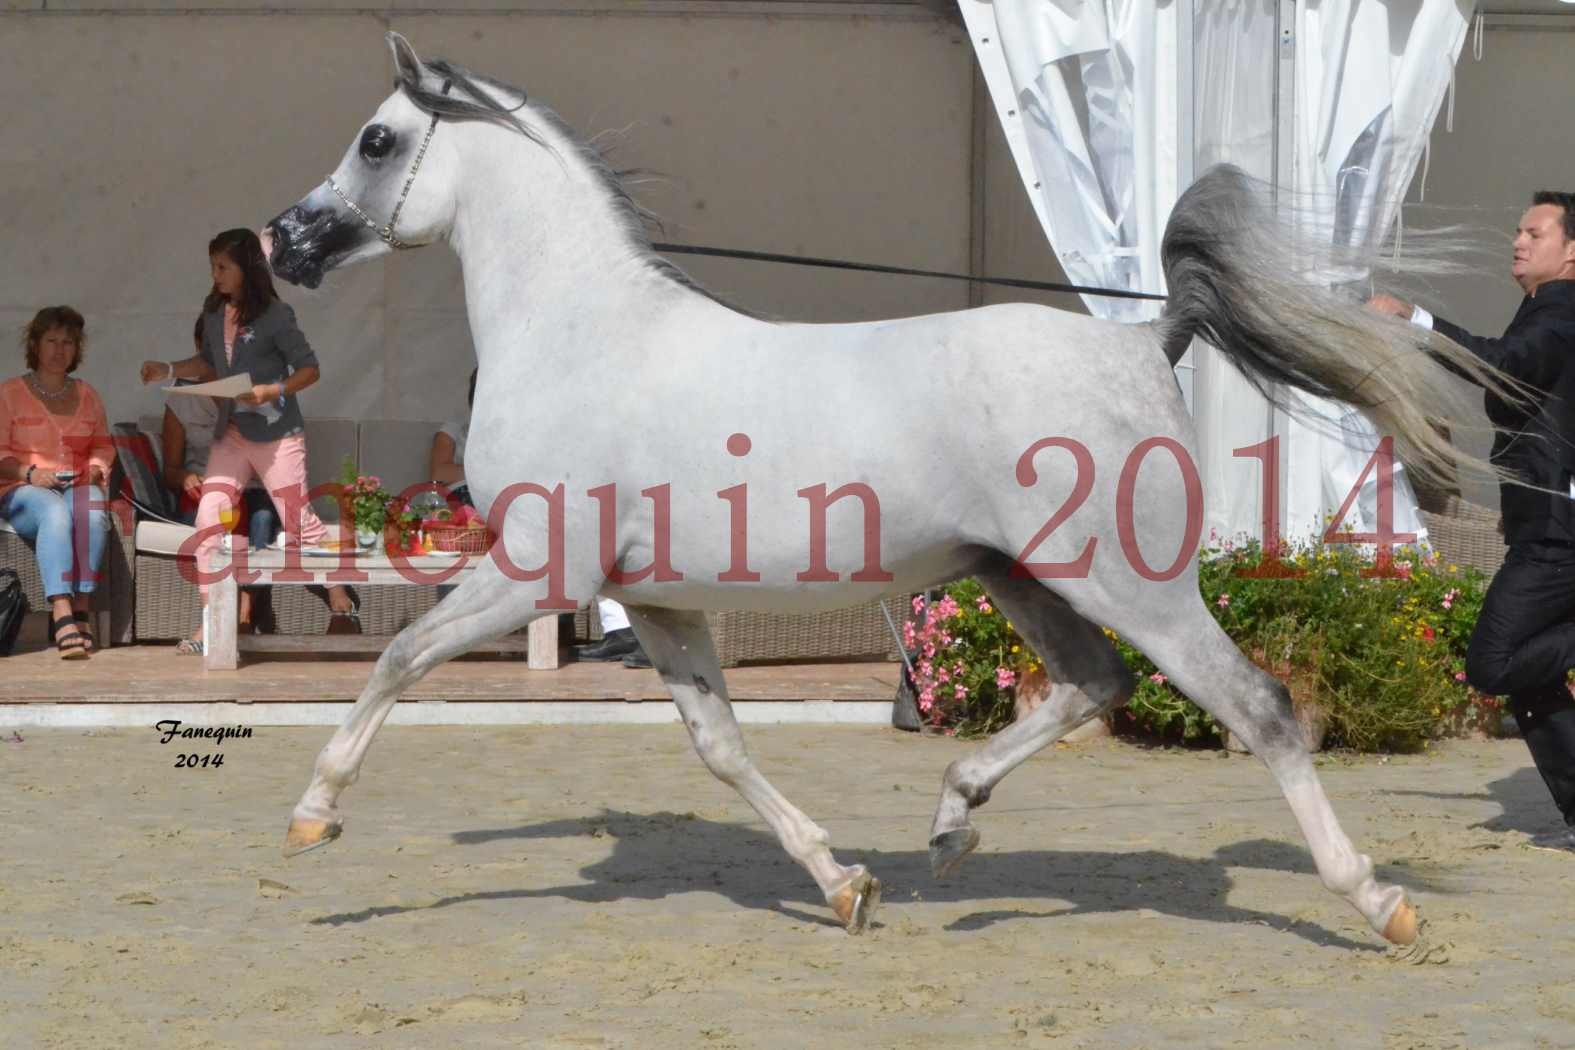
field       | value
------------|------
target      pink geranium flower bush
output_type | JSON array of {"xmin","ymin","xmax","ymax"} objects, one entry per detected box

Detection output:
[
  {"xmin": 336, "ymin": 456, "xmax": 398, "ymax": 535},
  {"xmin": 905, "ymin": 579, "xmax": 1037, "ymax": 736}
]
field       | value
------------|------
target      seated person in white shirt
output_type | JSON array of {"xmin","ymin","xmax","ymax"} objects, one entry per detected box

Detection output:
[{"xmin": 428, "ymin": 370, "xmax": 474, "ymax": 508}]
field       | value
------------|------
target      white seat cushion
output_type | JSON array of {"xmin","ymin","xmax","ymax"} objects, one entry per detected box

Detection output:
[{"xmin": 135, "ymin": 519, "xmax": 197, "ymax": 557}]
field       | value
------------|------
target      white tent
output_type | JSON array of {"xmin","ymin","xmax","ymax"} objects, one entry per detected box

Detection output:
[{"xmin": 959, "ymin": 0, "xmax": 1476, "ymax": 547}]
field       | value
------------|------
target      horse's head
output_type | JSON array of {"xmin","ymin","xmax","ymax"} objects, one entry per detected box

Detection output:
[{"xmin": 265, "ymin": 33, "xmax": 527, "ymax": 288}]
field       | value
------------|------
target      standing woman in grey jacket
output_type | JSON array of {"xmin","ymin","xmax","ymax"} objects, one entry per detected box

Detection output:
[{"xmin": 140, "ymin": 228, "xmax": 352, "ymax": 647}]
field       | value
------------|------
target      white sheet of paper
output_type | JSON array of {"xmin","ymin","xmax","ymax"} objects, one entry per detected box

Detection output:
[{"xmin": 163, "ymin": 373, "xmax": 254, "ymax": 399}]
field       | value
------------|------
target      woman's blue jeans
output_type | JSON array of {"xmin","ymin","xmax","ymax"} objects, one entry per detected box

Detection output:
[{"xmin": 0, "ymin": 484, "xmax": 110, "ymax": 599}]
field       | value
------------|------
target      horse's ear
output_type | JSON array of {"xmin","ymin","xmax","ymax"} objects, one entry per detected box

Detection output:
[{"xmin": 387, "ymin": 31, "xmax": 424, "ymax": 83}]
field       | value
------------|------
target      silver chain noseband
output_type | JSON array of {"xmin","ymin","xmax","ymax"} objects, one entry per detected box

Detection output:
[{"xmin": 325, "ymin": 89, "xmax": 446, "ymax": 251}]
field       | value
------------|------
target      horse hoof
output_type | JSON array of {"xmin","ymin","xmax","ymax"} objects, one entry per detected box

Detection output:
[
  {"xmin": 283, "ymin": 817, "xmax": 342, "ymax": 858},
  {"xmin": 1381, "ymin": 896, "xmax": 1418, "ymax": 946},
  {"xmin": 929, "ymin": 827, "xmax": 980, "ymax": 880},
  {"xmin": 829, "ymin": 868, "xmax": 882, "ymax": 934}
]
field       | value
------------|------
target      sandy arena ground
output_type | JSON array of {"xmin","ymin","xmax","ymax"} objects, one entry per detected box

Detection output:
[{"xmin": 4, "ymin": 725, "xmax": 1574, "ymax": 1049}]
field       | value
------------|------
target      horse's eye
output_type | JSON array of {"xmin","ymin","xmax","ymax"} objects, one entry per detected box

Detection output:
[{"xmin": 359, "ymin": 125, "xmax": 397, "ymax": 161}]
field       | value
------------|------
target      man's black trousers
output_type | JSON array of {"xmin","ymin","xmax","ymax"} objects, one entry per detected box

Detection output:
[{"xmin": 1466, "ymin": 541, "xmax": 1575, "ymax": 826}]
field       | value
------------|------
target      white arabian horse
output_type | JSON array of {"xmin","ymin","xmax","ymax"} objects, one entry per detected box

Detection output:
[{"xmin": 264, "ymin": 34, "xmax": 1507, "ymax": 945}]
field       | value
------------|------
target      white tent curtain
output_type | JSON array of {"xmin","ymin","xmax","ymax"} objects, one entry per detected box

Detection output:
[
  {"xmin": 1279, "ymin": 0, "xmax": 1476, "ymax": 542},
  {"xmin": 956, "ymin": 0, "xmax": 1179, "ymax": 328},
  {"xmin": 1190, "ymin": 0, "xmax": 1280, "ymax": 543},
  {"xmin": 963, "ymin": 0, "xmax": 1473, "ymax": 548}
]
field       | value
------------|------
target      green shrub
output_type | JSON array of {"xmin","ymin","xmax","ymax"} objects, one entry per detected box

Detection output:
[{"xmin": 917, "ymin": 539, "xmax": 1503, "ymax": 752}]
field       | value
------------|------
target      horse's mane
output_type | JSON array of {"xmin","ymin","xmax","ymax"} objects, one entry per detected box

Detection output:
[{"xmin": 396, "ymin": 57, "xmax": 759, "ymax": 317}]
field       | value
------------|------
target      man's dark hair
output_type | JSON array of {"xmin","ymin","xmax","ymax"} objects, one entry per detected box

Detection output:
[{"xmin": 1533, "ymin": 190, "xmax": 1575, "ymax": 241}]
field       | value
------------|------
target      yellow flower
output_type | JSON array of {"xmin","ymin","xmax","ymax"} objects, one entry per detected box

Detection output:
[
  {"xmin": 1010, "ymin": 645, "xmax": 1020, "ymax": 653},
  {"xmin": 1447, "ymin": 565, "xmax": 1458, "ymax": 573}
]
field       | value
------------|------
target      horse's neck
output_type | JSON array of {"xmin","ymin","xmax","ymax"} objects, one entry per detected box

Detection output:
[{"xmin": 447, "ymin": 123, "xmax": 710, "ymax": 365}]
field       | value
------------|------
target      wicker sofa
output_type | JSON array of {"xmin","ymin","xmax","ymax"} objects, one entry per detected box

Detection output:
[
  {"xmin": 0, "ymin": 494, "xmax": 136, "ymax": 646},
  {"xmin": 1418, "ymin": 494, "xmax": 1507, "ymax": 579},
  {"xmin": 573, "ymin": 597, "xmax": 908, "ymax": 668},
  {"xmin": 119, "ymin": 414, "xmax": 906, "ymax": 666}
]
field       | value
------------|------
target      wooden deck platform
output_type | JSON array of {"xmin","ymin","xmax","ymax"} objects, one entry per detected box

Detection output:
[{"xmin": 0, "ymin": 642, "xmax": 902, "ymax": 727}]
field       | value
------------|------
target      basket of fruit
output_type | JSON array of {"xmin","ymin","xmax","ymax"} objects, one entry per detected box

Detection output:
[{"xmin": 421, "ymin": 504, "xmax": 495, "ymax": 554}]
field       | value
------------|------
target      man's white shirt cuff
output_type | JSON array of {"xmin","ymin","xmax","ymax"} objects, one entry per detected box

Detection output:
[{"xmin": 1409, "ymin": 305, "xmax": 1434, "ymax": 330}]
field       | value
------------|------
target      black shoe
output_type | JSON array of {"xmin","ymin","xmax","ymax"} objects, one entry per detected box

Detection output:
[
  {"xmin": 1526, "ymin": 827, "xmax": 1575, "ymax": 854},
  {"xmin": 576, "ymin": 628, "xmax": 639, "ymax": 662},
  {"xmin": 325, "ymin": 595, "xmax": 362, "ymax": 637},
  {"xmin": 621, "ymin": 647, "xmax": 654, "ymax": 670}
]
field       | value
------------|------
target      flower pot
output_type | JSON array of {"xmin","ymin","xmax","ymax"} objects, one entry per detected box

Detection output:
[
  {"xmin": 1013, "ymin": 667, "xmax": 1052, "ymax": 723},
  {"xmin": 1011, "ymin": 667, "xmax": 1111, "ymax": 742},
  {"xmin": 355, "ymin": 527, "xmax": 378, "ymax": 549},
  {"xmin": 1292, "ymin": 694, "xmax": 1330, "ymax": 752},
  {"xmin": 1222, "ymin": 695, "xmax": 1329, "ymax": 754}
]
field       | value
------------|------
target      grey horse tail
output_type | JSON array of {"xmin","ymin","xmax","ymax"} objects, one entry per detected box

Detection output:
[{"xmin": 1155, "ymin": 163, "xmax": 1522, "ymax": 490}]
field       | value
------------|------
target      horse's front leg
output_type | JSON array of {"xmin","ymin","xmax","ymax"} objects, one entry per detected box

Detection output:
[
  {"xmin": 624, "ymin": 605, "xmax": 882, "ymax": 933},
  {"xmin": 284, "ymin": 560, "xmax": 568, "ymax": 856}
]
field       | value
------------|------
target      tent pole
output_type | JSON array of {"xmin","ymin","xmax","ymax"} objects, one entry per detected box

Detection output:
[
  {"xmin": 1174, "ymin": 0, "xmax": 1197, "ymax": 414},
  {"xmin": 1271, "ymin": 0, "xmax": 1298, "ymax": 537}
]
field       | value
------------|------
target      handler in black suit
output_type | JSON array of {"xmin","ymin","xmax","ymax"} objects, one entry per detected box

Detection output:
[{"xmin": 1371, "ymin": 190, "xmax": 1575, "ymax": 852}]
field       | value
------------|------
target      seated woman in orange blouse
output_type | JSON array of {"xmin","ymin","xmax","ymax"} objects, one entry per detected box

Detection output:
[{"xmin": 0, "ymin": 306, "xmax": 116, "ymax": 658}]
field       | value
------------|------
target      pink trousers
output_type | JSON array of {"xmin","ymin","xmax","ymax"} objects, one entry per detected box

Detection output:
[{"xmin": 194, "ymin": 426, "xmax": 330, "ymax": 599}]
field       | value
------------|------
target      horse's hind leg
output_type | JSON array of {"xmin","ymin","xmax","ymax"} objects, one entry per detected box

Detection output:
[
  {"xmin": 1118, "ymin": 594, "xmax": 1419, "ymax": 946},
  {"xmin": 622, "ymin": 605, "xmax": 882, "ymax": 933},
  {"xmin": 929, "ymin": 569, "xmax": 1135, "ymax": 879},
  {"xmin": 284, "ymin": 561, "xmax": 562, "ymax": 856}
]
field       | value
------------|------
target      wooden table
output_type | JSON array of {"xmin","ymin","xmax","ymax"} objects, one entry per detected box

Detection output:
[{"xmin": 203, "ymin": 545, "xmax": 559, "ymax": 671}]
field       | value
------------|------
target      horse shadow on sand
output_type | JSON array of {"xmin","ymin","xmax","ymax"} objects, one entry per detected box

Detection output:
[{"xmin": 310, "ymin": 809, "xmax": 1455, "ymax": 951}]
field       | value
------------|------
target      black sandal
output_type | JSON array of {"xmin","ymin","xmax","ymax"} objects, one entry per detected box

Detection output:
[
  {"xmin": 73, "ymin": 611, "xmax": 96, "ymax": 653},
  {"xmin": 50, "ymin": 615, "xmax": 90, "ymax": 660}
]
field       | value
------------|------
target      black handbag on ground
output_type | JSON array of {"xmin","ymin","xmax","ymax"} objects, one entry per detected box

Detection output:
[{"xmin": 0, "ymin": 569, "xmax": 27, "ymax": 657}]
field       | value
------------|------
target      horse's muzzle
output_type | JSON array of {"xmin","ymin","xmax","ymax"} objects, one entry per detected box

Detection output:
[{"xmin": 265, "ymin": 204, "xmax": 359, "ymax": 289}]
